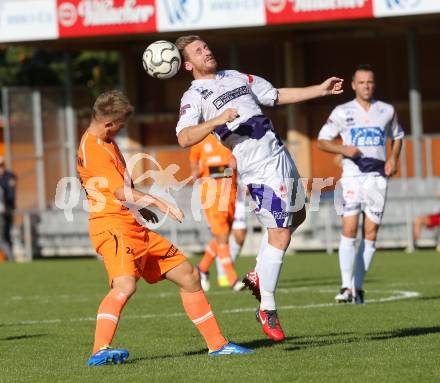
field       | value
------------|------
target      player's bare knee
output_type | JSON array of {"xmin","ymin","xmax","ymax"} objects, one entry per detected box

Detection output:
[
  {"xmin": 112, "ymin": 277, "xmax": 136, "ymax": 297},
  {"xmin": 180, "ymin": 262, "xmax": 200, "ymax": 288},
  {"xmin": 116, "ymin": 284, "xmax": 136, "ymax": 298},
  {"xmin": 191, "ymin": 265, "xmax": 201, "ymax": 285},
  {"xmin": 234, "ymin": 230, "xmax": 246, "ymax": 246},
  {"xmin": 269, "ymin": 228, "xmax": 291, "ymax": 250},
  {"xmin": 364, "ymin": 230, "xmax": 377, "ymax": 242},
  {"xmin": 342, "ymin": 224, "xmax": 357, "ymax": 238}
]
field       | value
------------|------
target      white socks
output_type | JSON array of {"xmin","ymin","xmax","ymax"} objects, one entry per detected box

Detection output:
[
  {"xmin": 363, "ymin": 239, "xmax": 376, "ymax": 272},
  {"xmin": 339, "ymin": 235, "xmax": 357, "ymax": 289},
  {"xmin": 256, "ymin": 237, "xmax": 285, "ymax": 311},
  {"xmin": 353, "ymin": 239, "xmax": 376, "ymax": 290},
  {"xmin": 215, "ymin": 235, "xmax": 242, "ymax": 278}
]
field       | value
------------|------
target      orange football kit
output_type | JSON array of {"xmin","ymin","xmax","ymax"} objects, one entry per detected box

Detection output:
[
  {"xmin": 77, "ymin": 131, "xmax": 186, "ymax": 286},
  {"xmin": 189, "ymin": 134, "xmax": 238, "ymax": 286},
  {"xmin": 189, "ymin": 134, "xmax": 237, "ymax": 235}
]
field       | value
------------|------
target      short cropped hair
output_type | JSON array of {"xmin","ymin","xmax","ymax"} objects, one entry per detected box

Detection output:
[
  {"xmin": 92, "ymin": 90, "xmax": 134, "ymax": 122},
  {"xmin": 352, "ymin": 64, "xmax": 374, "ymax": 79},
  {"xmin": 175, "ymin": 35, "xmax": 202, "ymax": 60}
]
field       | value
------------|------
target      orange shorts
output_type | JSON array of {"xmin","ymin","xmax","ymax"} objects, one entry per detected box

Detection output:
[
  {"xmin": 201, "ymin": 178, "xmax": 236, "ymax": 236},
  {"xmin": 204, "ymin": 200, "xmax": 235, "ymax": 236},
  {"xmin": 90, "ymin": 228, "xmax": 187, "ymax": 286}
]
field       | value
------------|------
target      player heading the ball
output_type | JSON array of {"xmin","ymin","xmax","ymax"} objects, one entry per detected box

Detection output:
[{"xmin": 174, "ymin": 35, "xmax": 343, "ymax": 342}]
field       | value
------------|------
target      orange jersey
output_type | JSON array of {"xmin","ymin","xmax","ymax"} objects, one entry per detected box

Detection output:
[
  {"xmin": 189, "ymin": 134, "xmax": 235, "ymax": 179},
  {"xmin": 77, "ymin": 130, "xmax": 141, "ymax": 234}
]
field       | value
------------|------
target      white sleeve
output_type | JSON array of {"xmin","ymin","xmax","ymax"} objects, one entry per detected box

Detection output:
[
  {"xmin": 246, "ymin": 73, "xmax": 278, "ymax": 107},
  {"xmin": 318, "ymin": 108, "xmax": 343, "ymax": 141},
  {"xmin": 176, "ymin": 91, "xmax": 202, "ymax": 136},
  {"xmin": 387, "ymin": 108, "xmax": 405, "ymax": 140}
]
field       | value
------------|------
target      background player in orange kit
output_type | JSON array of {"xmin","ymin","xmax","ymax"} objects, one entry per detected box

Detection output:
[
  {"xmin": 77, "ymin": 90, "xmax": 252, "ymax": 365},
  {"xmin": 189, "ymin": 134, "xmax": 243, "ymax": 291}
]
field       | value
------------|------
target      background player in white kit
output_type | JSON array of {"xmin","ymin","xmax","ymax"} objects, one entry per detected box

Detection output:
[
  {"xmin": 174, "ymin": 35, "xmax": 343, "ymax": 342},
  {"xmin": 318, "ymin": 64, "xmax": 404, "ymax": 304}
]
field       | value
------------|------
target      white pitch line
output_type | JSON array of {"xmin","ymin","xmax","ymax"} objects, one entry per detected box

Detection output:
[
  {"xmin": 1, "ymin": 286, "xmax": 316, "ymax": 305},
  {"xmin": 0, "ymin": 289, "xmax": 420, "ymax": 327}
]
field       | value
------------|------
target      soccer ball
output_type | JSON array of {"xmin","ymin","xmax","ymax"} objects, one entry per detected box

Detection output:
[{"xmin": 142, "ymin": 40, "xmax": 181, "ymax": 80}]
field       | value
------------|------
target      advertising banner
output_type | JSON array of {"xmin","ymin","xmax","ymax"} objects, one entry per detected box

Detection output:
[
  {"xmin": 57, "ymin": 0, "xmax": 156, "ymax": 38},
  {"xmin": 373, "ymin": 0, "xmax": 440, "ymax": 17},
  {"xmin": 265, "ymin": 0, "xmax": 374, "ymax": 24},
  {"xmin": 0, "ymin": 0, "xmax": 58, "ymax": 42},
  {"xmin": 156, "ymin": 0, "xmax": 266, "ymax": 32}
]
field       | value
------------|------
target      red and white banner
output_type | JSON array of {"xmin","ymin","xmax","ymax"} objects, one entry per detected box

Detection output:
[
  {"xmin": 156, "ymin": 0, "xmax": 265, "ymax": 32},
  {"xmin": 1, "ymin": 0, "xmax": 440, "ymax": 43},
  {"xmin": 56, "ymin": 0, "xmax": 156, "ymax": 38},
  {"xmin": 265, "ymin": 0, "xmax": 374, "ymax": 24}
]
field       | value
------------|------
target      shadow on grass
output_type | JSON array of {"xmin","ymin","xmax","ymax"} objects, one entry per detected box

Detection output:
[
  {"xmin": 128, "ymin": 327, "xmax": 440, "ymax": 361},
  {"xmin": 0, "ymin": 334, "xmax": 47, "ymax": 341},
  {"xmin": 284, "ymin": 326, "xmax": 440, "ymax": 351},
  {"xmin": 277, "ymin": 277, "xmax": 340, "ymax": 288},
  {"xmin": 369, "ymin": 326, "xmax": 440, "ymax": 340},
  {"xmin": 128, "ymin": 336, "xmax": 304, "ymax": 364},
  {"xmin": 277, "ymin": 277, "xmax": 379, "ymax": 289},
  {"xmin": 127, "ymin": 348, "xmax": 207, "ymax": 363},
  {"xmin": 417, "ymin": 295, "xmax": 440, "ymax": 301}
]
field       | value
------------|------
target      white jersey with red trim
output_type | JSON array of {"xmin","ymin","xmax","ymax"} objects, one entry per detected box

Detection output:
[
  {"xmin": 176, "ymin": 70, "xmax": 278, "ymax": 144},
  {"xmin": 318, "ymin": 99, "xmax": 404, "ymax": 177}
]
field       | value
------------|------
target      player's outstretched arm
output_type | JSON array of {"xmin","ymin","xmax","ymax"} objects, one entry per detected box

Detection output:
[
  {"xmin": 177, "ymin": 109, "xmax": 239, "ymax": 148},
  {"xmin": 317, "ymin": 139, "xmax": 361, "ymax": 158},
  {"xmin": 276, "ymin": 77, "xmax": 344, "ymax": 105}
]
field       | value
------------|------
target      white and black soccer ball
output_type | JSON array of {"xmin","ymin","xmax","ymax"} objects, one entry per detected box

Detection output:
[{"xmin": 142, "ymin": 40, "xmax": 181, "ymax": 80}]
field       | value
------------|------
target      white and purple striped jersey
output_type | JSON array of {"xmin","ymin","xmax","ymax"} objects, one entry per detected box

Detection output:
[
  {"xmin": 318, "ymin": 99, "xmax": 404, "ymax": 177},
  {"xmin": 176, "ymin": 70, "xmax": 278, "ymax": 150},
  {"xmin": 176, "ymin": 70, "xmax": 304, "ymax": 228}
]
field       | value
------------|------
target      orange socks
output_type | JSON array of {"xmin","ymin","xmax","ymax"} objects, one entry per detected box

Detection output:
[
  {"xmin": 92, "ymin": 289, "xmax": 128, "ymax": 354},
  {"xmin": 217, "ymin": 244, "xmax": 237, "ymax": 286},
  {"xmin": 180, "ymin": 290, "xmax": 227, "ymax": 351},
  {"xmin": 198, "ymin": 239, "xmax": 218, "ymax": 273}
]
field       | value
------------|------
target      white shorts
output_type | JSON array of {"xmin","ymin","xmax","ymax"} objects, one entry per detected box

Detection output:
[
  {"xmin": 234, "ymin": 130, "xmax": 305, "ymax": 228},
  {"xmin": 340, "ymin": 174, "xmax": 388, "ymax": 224},
  {"xmin": 232, "ymin": 185, "xmax": 247, "ymax": 230}
]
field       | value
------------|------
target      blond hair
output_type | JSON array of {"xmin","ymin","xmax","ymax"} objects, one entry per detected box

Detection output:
[
  {"xmin": 175, "ymin": 35, "xmax": 202, "ymax": 60},
  {"xmin": 92, "ymin": 90, "xmax": 134, "ymax": 122}
]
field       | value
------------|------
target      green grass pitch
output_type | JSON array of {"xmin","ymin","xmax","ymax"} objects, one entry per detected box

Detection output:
[{"xmin": 1, "ymin": 250, "xmax": 440, "ymax": 382}]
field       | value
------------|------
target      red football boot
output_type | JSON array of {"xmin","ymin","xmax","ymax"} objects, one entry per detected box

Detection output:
[
  {"xmin": 256, "ymin": 309, "xmax": 285, "ymax": 342},
  {"xmin": 242, "ymin": 269, "xmax": 261, "ymax": 302}
]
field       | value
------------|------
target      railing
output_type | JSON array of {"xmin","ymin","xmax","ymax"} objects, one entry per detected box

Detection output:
[{"xmin": 10, "ymin": 178, "xmax": 439, "ymax": 261}]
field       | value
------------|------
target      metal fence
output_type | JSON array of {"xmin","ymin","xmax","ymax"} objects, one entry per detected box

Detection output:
[
  {"xmin": 1, "ymin": 86, "xmax": 440, "ymax": 260},
  {"xmin": 9, "ymin": 177, "xmax": 440, "ymax": 261}
]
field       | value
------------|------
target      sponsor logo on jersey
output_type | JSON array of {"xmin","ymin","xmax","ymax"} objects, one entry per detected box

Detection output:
[
  {"xmin": 273, "ymin": 211, "xmax": 289, "ymax": 220},
  {"xmin": 203, "ymin": 143, "xmax": 213, "ymax": 152},
  {"xmin": 279, "ymin": 183, "xmax": 287, "ymax": 196},
  {"xmin": 213, "ymin": 86, "xmax": 250, "ymax": 109},
  {"xmin": 163, "ymin": 244, "xmax": 178, "ymax": 259},
  {"xmin": 217, "ymin": 70, "xmax": 233, "ymax": 79},
  {"xmin": 197, "ymin": 88, "xmax": 213, "ymax": 100},
  {"xmin": 346, "ymin": 117, "xmax": 355, "ymax": 126},
  {"xmin": 351, "ymin": 127, "xmax": 385, "ymax": 147},
  {"xmin": 246, "ymin": 74, "xmax": 254, "ymax": 83}
]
